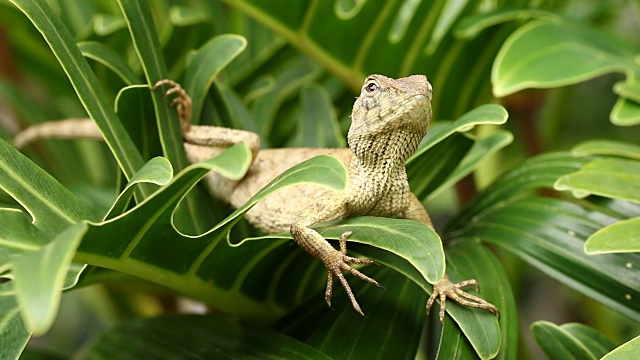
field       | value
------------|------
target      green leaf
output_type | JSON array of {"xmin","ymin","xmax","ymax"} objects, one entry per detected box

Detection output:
[
  {"xmin": 184, "ymin": 34, "xmax": 247, "ymax": 123},
  {"xmin": 492, "ymin": 19, "xmax": 636, "ymax": 97},
  {"xmin": 314, "ymin": 217, "xmax": 444, "ymax": 285},
  {"xmin": 104, "ymin": 157, "xmax": 173, "ymax": 220},
  {"xmin": 78, "ymin": 313, "xmax": 332, "ymax": 359},
  {"xmin": 409, "ymin": 104, "xmax": 509, "ymax": 160},
  {"xmin": 449, "ymin": 152, "xmax": 592, "ymax": 229},
  {"xmin": 601, "ymin": 335, "xmax": 640, "ymax": 360},
  {"xmin": 613, "ymin": 80, "xmax": 640, "ymax": 104},
  {"xmin": 74, "ymin": 151, "xmax": 346, "ymax": 322},
  {"xmin": 298, "ymin": 267, "xmax": 427, "ymax": 360},
  {"xmin": 319, "ymin": 229, "xmax": 499, "ymax": 359},
  {"xmin": 296, "ymin": 84, "xmax": 346, "ymax": 148},
  {"xmin": 435, "ymin": 242, "xmax": 512, "ymax": 360},
  {"xmin": 454, "ymin": 196, "xmax": 640, "ymax": 322},
  {"xmin": 114, "ymin": 85, "xmax": 163, "ymax": 161},
  {"xmin": 222, "ymin": 0, "xmax": 523, "ymax": 118},
  {"xmin": 12, "ymin": 222, "xmax": 88, "ymax": 335},
  {"xmin": 0, "ymin": 288, "xmax": 30, "ymax": 359},
  {"xmin": 407, "ymin": 104, "xmax": 509, "ymax": 199},
  {"xmin": 561, "ymin": 323, "xmax": 616, "ymax": 358},
  {"xmin": 532, "ymin": 321, "xmax": 603, "ymax": 360},
  {"xmin": 77, "ymin": 41, "xmax": 139, "ymax": 86},
  {"xmin": 455, "ymin": 8, "xmax": 555, "ymax": 39},
  {"xmin": 584, "ymin": 217, "xmax": 640, "ymax": 254},
  {"xmin": 0, "ymin": 136, "xmax": 96, "ymax": 339},
  {"xmin": 8, "ymin": 0, "xmax": 147, "ymax": 186},
  {"xmin": 428, "ymin": 130, "xmax": 513, "ymax": 200},
  {"xmin": 570, "ymin": 140, "xmax": 640, "ymax": 159},
  {"xmin": 449, "ymin": 152, "xmax": 640, "ymax": 323},
  {"xmin": 611, "ymin": 97, "xmax": 640, "ymax": 126},
  {"xmin": 0, "ymin": 138, "xmax": 89, "ymax": 234},
  {"xmin": 118, "ymin": 0, "xmax": 210, "ymax": 233},
  {"xmin": 554, "ymin": 158, "xmax": 640, "ymax": 203}
]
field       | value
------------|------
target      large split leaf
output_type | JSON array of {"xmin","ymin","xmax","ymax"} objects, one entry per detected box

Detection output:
[{"xmin": 0, "ymin": 137, "xmax": 92, "ymax": 343}]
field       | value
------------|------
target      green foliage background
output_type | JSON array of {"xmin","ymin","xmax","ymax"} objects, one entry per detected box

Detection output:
[{"xmin": 0, "ymin": 0, "xmax": 639, "ymax": 359}]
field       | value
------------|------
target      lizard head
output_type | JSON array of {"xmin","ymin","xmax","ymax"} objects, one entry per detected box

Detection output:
[{"xmin": 348, "ymin": 74, "xmax": 432, "ymax": 161}]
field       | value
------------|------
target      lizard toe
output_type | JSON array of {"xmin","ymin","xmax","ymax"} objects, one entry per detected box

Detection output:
[{"xmin": 428, "ymin": 274, "xmax": 500, "ymax": 323}]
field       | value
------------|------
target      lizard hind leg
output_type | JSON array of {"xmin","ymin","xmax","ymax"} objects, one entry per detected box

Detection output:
[{"xmin": 426, "ymin": 274, "xmax": 500, "ymax": 323}]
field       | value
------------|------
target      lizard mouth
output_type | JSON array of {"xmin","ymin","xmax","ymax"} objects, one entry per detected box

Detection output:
[
  {"xmin": 379, "ymin": 93, "xmax": 430, "ymax": 122},
  {"xmin": 349, "ymin": 92, "xmax": 431, "ymax": 136}
]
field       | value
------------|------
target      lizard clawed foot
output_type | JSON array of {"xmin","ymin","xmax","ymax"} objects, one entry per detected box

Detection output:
[
  {"xmin": 153, "ymin": 79, "xmax": 192, "ymax": 133},
  {"xmin": 426, "ymin": 274, "xmax": 499, "ymax": 323},
  {"xmin": 323, "ymin": 231, "xmax": 381, "ymax": 316}
]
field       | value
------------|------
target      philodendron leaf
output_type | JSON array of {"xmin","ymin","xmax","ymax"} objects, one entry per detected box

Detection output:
[
  {"xmin": 77, "ymin": 41, "xmax": 139, "ymax": 86},
  {"xmin": 610, "ymin": 97, "xmax": 640, "ymax": 126},
  {"xmin": 74, "ymin": 148, "xmax": 346, "ymax": 322},
  {"xmin": 0, "ymin": 136, "xmax": 94, "ymax": 339},
  {"xmin": 570, "ymin": 140, "xmax": 640, "ymax": 159},
  {"xmin": 78, "ymin": 313, "xmax": 331, "ymax": 360},
  {"xmin": 601, "ymin": 335, "xmax": 640, "ymax": 360},
  {"xmin": 183, "ymin": 34, "xmax": 247, "ymax": 123},
  {"xmin": 0, "ymin": 284, "xmax": 30, "ymax": 359},
  {"xmin": 584, "ymin": 217, "xmax": 640, "ymax": 254},
  {"xmin": 302, "ymin": 267, "xmax": 427, "ymax": 360},
  {"xmin": 317, "ymin": 227, "xmax": 499, "ymax": 358},
  {"xmin": 554, "ymin": 158, "xmax": 640, "ymax": 203},
  {"xmin": 492, "ymin": 18, "xmax": 640, "ymax": 125},
  {"xmin": 12, "ymin": 222, "xmax": 88, "ymax": 335},
  {"xmin": 409, "ymin": 104, "xmax": 509, "ymax": 160},
  {"xmin": 492, "ymin": 19, "xmax": 636, "ymax": 97},
  {"xmin": 407, "ymin": 104, "xmax": 509, "ymax": 199},
  {"xmin": 532, "ymin": 321, "xmax": 615, "ymax": 360},
  {"xmin": 297, "ymin": 83, "xmax": 346, "ymax": 148},
  {"xmin": 104, "ymin": 157, "xmax": 173, "ymax": 220},
  {"xmin": 454, "ymin": 196, "xmax": 640, "ymax": 322},
  {"xmin": 8, "ymin": 0, "xmax": 147, "ymax": 185},
  {"xmin": 0, "ymin": 138, "xmax": 89, "ymax": 234}
]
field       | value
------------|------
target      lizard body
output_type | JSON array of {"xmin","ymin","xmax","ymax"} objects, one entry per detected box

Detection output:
[
  {"xmin": 14, "ymin": 75, "xmax": 499, "ymax": 321},
  {"xmin": 169, "ymin": 74, "xmax": 499, "ymax": 319}
]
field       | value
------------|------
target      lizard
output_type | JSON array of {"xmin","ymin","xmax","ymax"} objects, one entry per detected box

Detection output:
[{"xmin": 13, "ymin": 74, "xmax": 499, "ymax": 322}]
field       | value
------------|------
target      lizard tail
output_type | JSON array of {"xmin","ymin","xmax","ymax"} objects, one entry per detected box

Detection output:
[{"xmin": 13, "ymin": 118, "xmax": 102, "ymax": 149}]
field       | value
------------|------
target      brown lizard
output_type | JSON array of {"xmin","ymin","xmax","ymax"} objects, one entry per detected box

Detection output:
[{"xmin": 14, "ymin": 75, "xmax": 499, "ymax": 322}]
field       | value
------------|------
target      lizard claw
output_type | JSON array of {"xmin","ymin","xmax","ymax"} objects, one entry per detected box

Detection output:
[
  {"xmin": 426, "ymin": 274, "xmax": 499, "ymax": 323},
  {"xmin": 153, "ymin": 79, "xmax": 192, "ymax": 133},
  {"xmin": 323, "ymin": 231, "xmax": 380, "ymax": 316}
]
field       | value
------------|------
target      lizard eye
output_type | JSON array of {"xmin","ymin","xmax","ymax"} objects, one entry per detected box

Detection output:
[{"xmin": 365, "ymin": 82, "xmax": 378, "ymax": 93}]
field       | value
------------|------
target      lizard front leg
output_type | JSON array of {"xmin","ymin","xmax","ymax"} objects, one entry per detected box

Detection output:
[
  {"xmin": 290, "ymin": 191, "xmax": 381, "ymax": 315},
  {"xmin": 403, "ymin": 193, "xmax": 499, "ymax": 322}
]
